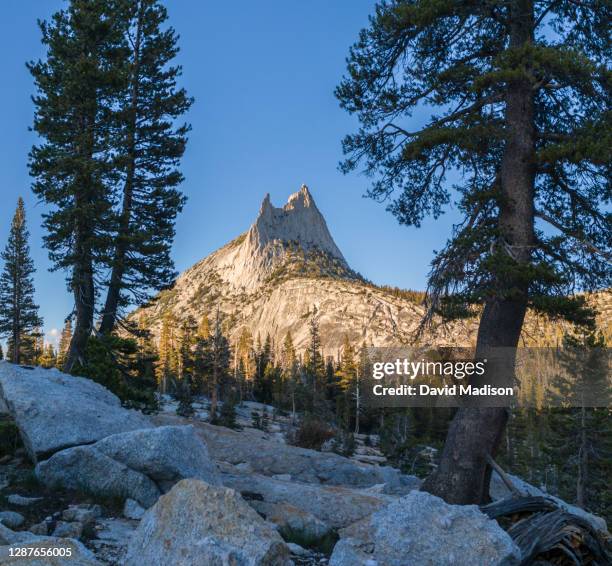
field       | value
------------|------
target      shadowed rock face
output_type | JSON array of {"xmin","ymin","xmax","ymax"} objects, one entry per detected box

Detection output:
[
  {"xmin": 124, "ymin": 479, "xmax": 292, "ymax": 566},
  {"xmin": 0, "ymin": 363, "xmax": 152, "ymax": 463},
  {"xmin": 35, "ymin": 425, "xmax": 220, "ymax": 508}
]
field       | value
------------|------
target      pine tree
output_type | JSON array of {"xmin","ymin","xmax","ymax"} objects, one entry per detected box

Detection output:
[
  {"xmin": 99, "ymin": 0, "xmax": 191, "ymax": 334},
  {"xmin": 337, "ymin": 0, "xmax": 611, "ymax": 504},
  {"xmin": 306, "ymin": 314, "xmax": 326, "ymax": 413},
  {"xmin": 40, "ymin": 344, "xmax": 57, "ymax": 368},
  {"xmin": 254, "ymin": 333, "xmax": 275, "ymax": 402},
  {"xmin": 156, "ymin": 312, "xmax": 178, "ymax": 394},
  {"xmin": 336, "ymin": 336, "xmax": 357, "ymax": 431},
  {"xmin": 198, "ymin": 314, "xmax": 211, "ymax": 340},
  {"xmin": 28, "ymin": 1, "xmax": 125, "ymax": 371},
  {"xmin": 0, "ymin": 198, "xmax": 43, "ymax": 364},
  {"xmin": 204, "ymin": 310, "xmax": 231, "ymax": 420},
  {"xmin": 236, "ymin": 327, "xmax": 255, "ymax": 398},
  {"xmin": 56, "ymin": 318, "xmax": 73, "ymax": 368},
  {"xmin": 217, "ymin": 393, "xmax": 239, "ymax": 429},
  {"xmin": 177, "ymin": 316, "xmax": 197, "ymax": 405},
  {"xmin": 281, "ymin": 332, "xmax": 300, "ymax": 421}
]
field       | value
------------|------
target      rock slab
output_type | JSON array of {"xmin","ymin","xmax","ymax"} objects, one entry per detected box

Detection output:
[
  {"xmin": 36, "ymin": 445, "xmax": 161, "ymax": 508},
  {"xmin": 222, "ymin": 468, "xmax": 394, "ymax": 530},
  {"xmin": 124, "ymin": 479, "xmax": 292, "ymax": 566},
  {"xmin": 0, "ymin": 362, "xmax": 152, "ymax": 463},
  {"xmin": 156, "ymin": 414, "xmax": 411, "ymax": 490}
]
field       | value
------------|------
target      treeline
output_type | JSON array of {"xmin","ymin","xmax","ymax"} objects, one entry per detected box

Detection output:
[{"xmin": 152, "ymin": 312, "xmax": 376, "ymax": 440}]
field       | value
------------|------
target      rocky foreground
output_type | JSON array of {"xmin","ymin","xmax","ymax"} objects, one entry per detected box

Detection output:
[{"xmin": 0, "ymin": 362, "xmax": 609, "ymax": 565}]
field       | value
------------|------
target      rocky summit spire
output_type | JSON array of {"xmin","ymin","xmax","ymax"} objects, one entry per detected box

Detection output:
[{"xmin": 252, "ymin": 185, "xmax": 346, "ymax": 264}]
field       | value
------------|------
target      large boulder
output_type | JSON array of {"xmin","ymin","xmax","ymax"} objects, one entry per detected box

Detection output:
[
  {"xmin": 36, "ymin": 445, "xmax": 161, "ymax": 508},
  {"xmin": 94, "ymin": 425, "xmax": 220, "ymax": 490},
  {"xmin": 221, "ymin": 468, "xmax": 395, "ymax": 529},
  {"xmin": 490, "ymin": 470, "xmax": 608, "ymax": 534},
  {"xmin": 0, "ymin": 363, "xmax": 152, "ymax": 463},
  {"xmin": 154, "ymin": 414, "xmax": 411, "ymax": 490},
  {"xmin": 124, "ymin": 479, "xmax": 292, "ymax": 566},
  {"xmin": 330, "ymin": 491, "xmax": 520, "ymax": 566},
  {"xmin": 36, "ymin": 426, "xmax": 219, "ymax": 507}
]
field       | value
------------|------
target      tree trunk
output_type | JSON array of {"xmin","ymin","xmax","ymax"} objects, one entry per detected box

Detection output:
[
  {"xmin": 576, "ymin": 406, "xmax": 587, "ymax": 508},
  {"xmin": 99, "ymin": 2, "xmax": 143, "ymax": 335},
  {"xmin": 64, "ymin": 104, "xmax": 98, "ymax": 372},
  {"xmin": 12, "ymin": 262, "xmax": 21, "ymax": 364},
  {"xmin": 64, "ymin": 249, "xmax": 95, "ymax": 372},
  {"xmin": 422, "ymin": 0, "xmax": 536, "ymax": 504}
]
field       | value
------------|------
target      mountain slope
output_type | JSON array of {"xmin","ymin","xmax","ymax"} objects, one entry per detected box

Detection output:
[
  {"xmin": 135, "ymin": 186, "xmax": 476, "ymax": 353},
  {"xmin": 135, "ymin": 185, "xmax": 610, "ymax": 354}
]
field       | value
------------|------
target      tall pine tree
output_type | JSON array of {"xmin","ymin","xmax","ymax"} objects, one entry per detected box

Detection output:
[
  {"xmin": 99, "ymin": 0, "xmax": 192, "ymax": 334},
  {"xmin": 0, "ymin": 198, "xmax": 43, "ymax": 364},
  {"xmin": 337, "ymin": 0, "xmax": 611, "ymax": 504},
  {"xmin": 29, "ymin": 0, "xmax": 125, "ymax": 370}
]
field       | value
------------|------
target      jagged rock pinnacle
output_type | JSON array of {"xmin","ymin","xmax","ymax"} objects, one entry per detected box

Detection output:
[{"xmin": 252, "ymin": 186, "xmax": 345, "ymax": 263}]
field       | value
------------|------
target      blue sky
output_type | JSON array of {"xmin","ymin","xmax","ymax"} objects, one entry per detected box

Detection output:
[{"xmin": 0, "ymin": 1, "xmax": 461, "ymax": 348}]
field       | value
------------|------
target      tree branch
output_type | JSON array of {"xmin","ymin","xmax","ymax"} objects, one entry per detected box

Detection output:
[{"xmin": 535, "ymin": 210, "xmax": 612, "ymax": 262}]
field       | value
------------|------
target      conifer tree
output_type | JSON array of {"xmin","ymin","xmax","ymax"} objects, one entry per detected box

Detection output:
[
  {"xmin": 56, "ymin": 319, "xmax": 73, "ymax": 368},
  {"xmin": 99, "ymin": 0, "xmax": 192, "ymax": 334},
  {"xmin": 236, "ymin": 327, "xmax": 255, "ymax": 396},
  {"xmin": 29, "ymin": 0, "xmax": 125, "ymax": 370},
  {"xmin": 0, "ymin": 198, "xmax": 43, "ymax": 364},
  {"xmin": 281, "ymin": 332, "xmax": 300, "ymax": 421},
  {"xmin": 198, "ymin": 314, "xmax": 211, "ymax": 340},
  {"xmin": 156, "ymin": 312, "xmax": 178, "ymax": 393},
  {"xmin": 336, "ymin": 336, "xmax": 357, "ymax": 430},
  {"xmin": 204, "ymin": 311, "xmax": 231, "ymax": 420},
  {"xmin": 175, "ymin": 318, "xmax": 196, "ymax": 418},
  {"xmin": 40, "ymin": 344, "xmax": 57, "ymax": 368},
  {"xmin": 306, "ymin": 314, "xmax": 325, "ymax": 413},
  {"xmin": 337, "ymin": 0, "xmax": 611, "ymax": 504}
]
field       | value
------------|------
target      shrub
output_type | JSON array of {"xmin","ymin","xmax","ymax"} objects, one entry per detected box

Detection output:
[
  {"xmin": 290, "ymin": 417, "xmax": 334, "ymax": 451},
  {"xmin": 0, "ymin": 417, "xmax": 21, "ymax": 457}
]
